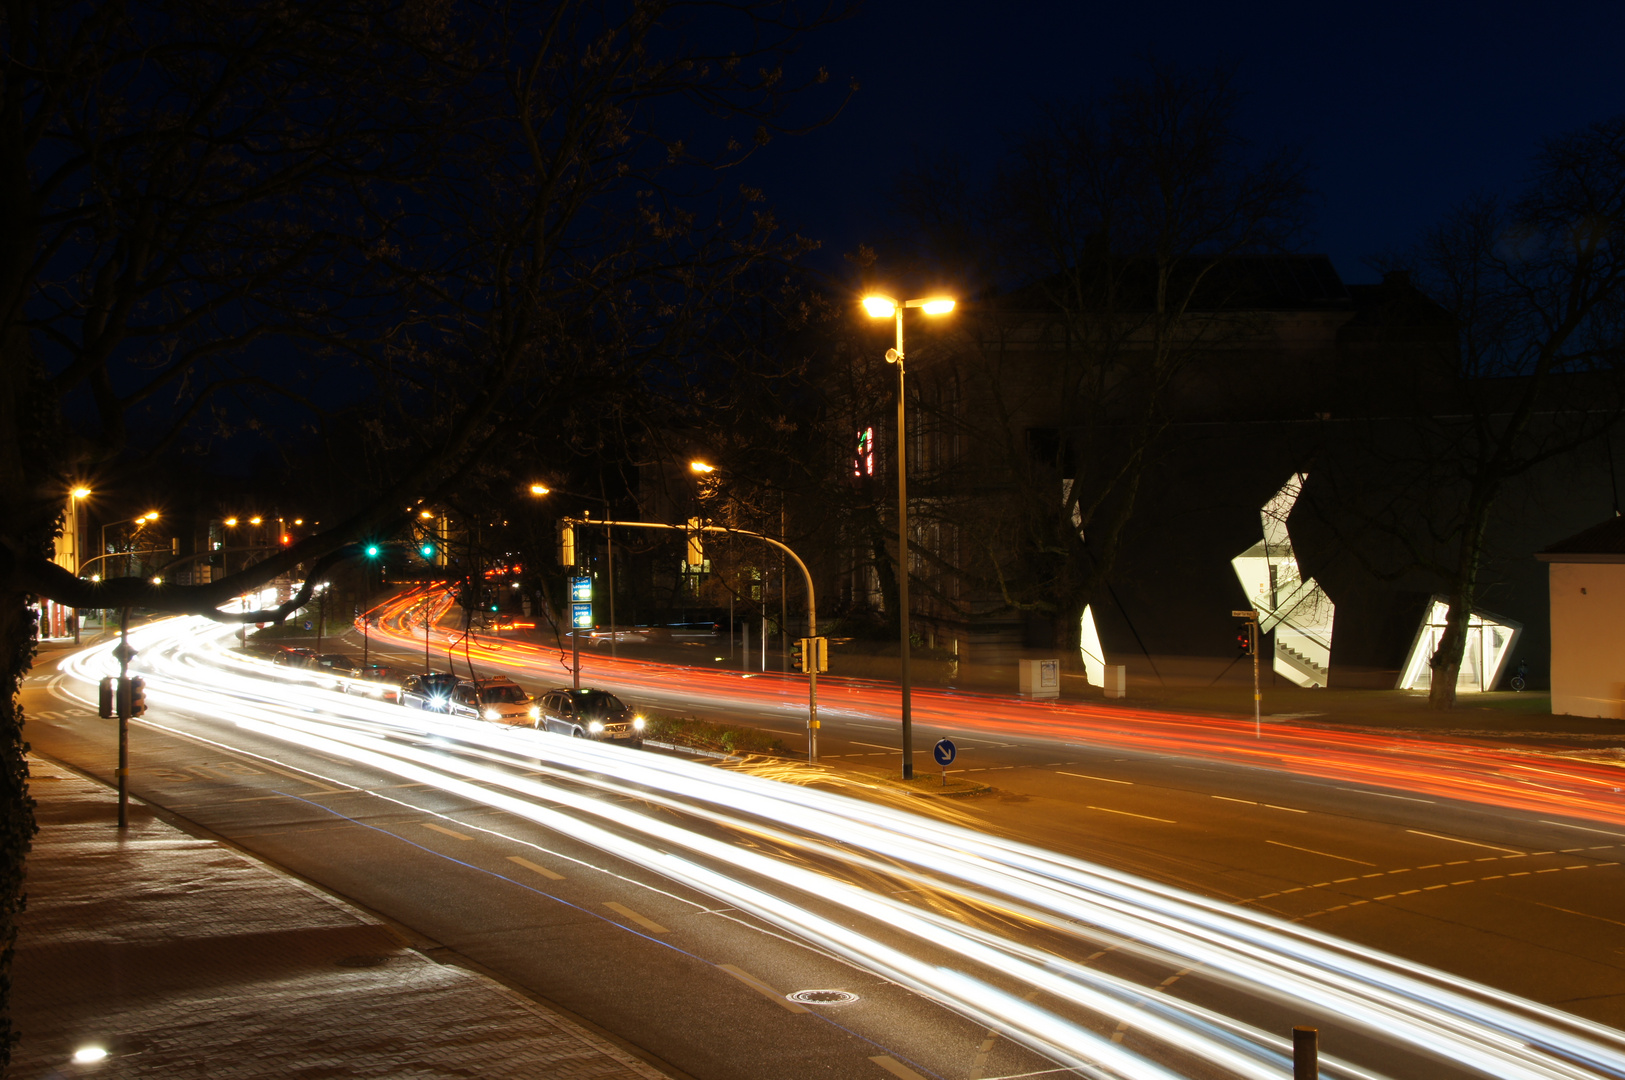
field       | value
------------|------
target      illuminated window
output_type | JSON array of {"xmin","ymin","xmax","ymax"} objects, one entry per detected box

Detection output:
[{"xmin": 1397, "ymin": 601, "xmax": 1521, "ymax": 693}]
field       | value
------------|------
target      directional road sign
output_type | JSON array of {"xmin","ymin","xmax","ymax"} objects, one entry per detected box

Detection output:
[{"xmin": 932, "ymin": 739, "xmax": 957, "ymax": 767}]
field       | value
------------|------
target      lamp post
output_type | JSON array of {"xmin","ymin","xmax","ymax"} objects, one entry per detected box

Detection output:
[
  {"xmin": 69, "ymin": 487, "xmax": 90, "ymax": 641},
  {"xmin": 862, "ymin": 293, "xmax": 955, "ymax": 780},
  {"xmin": 100, "ymin": 511, "xmax": 160, "ymax": 580}
]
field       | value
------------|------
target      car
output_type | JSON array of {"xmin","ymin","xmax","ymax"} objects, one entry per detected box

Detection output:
[
  {"xmin": 399, "ymin": 672, "xmax": 461, "ymax": 711},
  {"xmin": 535, "ymin": 687, "xmax": 644, "ymax": 746},
  {"xmin": 346, "ymin": 663, "xmax": 401, "ymax": 702},
  {"xmin": 316, "ymin": 653, "xmax": 364, "ymax": 677},
  {"xmin": 272, "ymin": 647, "xmax": 318, "ymax": 669},
  {"xmin": 445, "ymin": 676, "xmax": 539, "ymax": 726}
]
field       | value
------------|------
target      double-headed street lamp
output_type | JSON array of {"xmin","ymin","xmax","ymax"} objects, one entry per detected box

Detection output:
[{"xmin": 862, "ymin": 293, "xmax": 955, "ymax": 780}]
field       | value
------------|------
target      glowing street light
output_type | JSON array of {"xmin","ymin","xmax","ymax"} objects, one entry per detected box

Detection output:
[
  {"xmin": 862, "ymin": 292, "xmax": 956, "ymax": 780},
  {"xmin": 689, "ymin": 460, "xmax": 716, "ymax": 474},
  {"xmin": 223, "ymin": 517, "xmax": 238, "ymax": 527},
  {"xmin": 529, "ymin": 483, "xmax": 550, "ymax": 496}
]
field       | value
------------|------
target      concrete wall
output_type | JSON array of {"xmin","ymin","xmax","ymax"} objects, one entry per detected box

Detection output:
[{"xmin": 1549, "ymin": 561, "xmax": 1625, "ymax": 718}]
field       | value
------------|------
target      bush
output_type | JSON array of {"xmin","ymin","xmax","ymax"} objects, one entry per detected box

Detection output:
[{"xmin": 641, "ymin": 713, "xmax": 784, "ymax": 756}]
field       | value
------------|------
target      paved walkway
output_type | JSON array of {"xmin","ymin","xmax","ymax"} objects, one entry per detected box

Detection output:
[{"xmin": 12, "ymin": 754, "xmax": 669, "ymax": 1079}]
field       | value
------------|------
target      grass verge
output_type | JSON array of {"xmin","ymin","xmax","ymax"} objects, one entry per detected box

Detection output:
[{"xmin": 642, "ymin": 713, "xmax": 785, "ymax": 756}]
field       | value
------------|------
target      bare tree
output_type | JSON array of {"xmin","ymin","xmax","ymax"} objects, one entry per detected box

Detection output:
[
  {"xmin": 882, "ymin": 65, "xmax": 1310, "ymax": 661},
  {"xmin": 0, "ymin": 0, "xmax": 847, "ymax": 1060}
]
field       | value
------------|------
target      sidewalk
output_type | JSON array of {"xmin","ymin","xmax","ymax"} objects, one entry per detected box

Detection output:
[{"xmin": 12, "ymin": 755, "xmax": 670, "ymax": 1079}]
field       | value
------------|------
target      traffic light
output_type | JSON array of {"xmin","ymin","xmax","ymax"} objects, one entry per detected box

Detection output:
[
  {"xmin": 791, "ymin": 638, "xmax": 805, "ymax": 671},
  {"xmin": 811, "ymin": 636, "xmax": 828, "ymax": 673},
  {"xmin": 129, "ymin": 676, "xmax": 147, "ymax": 717},
  {"xmin": 558, "ymin": 522, "xmax": 575, "ymax": 566},
  {"xmin": 1237, "ymin": 625, "xmax": 1254, "ymax": 655},
  {"xmin": 281, "ymin": 533, "xmax": 291, "ymax": 545},
  {"xmin": 99, "ymin": 677, "xmax": 115, "ymax": 718},
  {"xmin": 364, "ymin": 544, "xmax": 380, "ymax": 558},
  {"xmin": 420, "ymin": 542, "xmax": 436, "ymax": 560}
]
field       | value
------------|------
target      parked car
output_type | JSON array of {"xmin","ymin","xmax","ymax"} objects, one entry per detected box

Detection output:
[
  {"xmin": 272, "ymin": 647, "xmax": 318, "ymax": 669},
  {"xmin": 399, "ymin": 672, "xmax": 461, "ymax": 711},
  {"xmin": 317, "ymin": 653, "xmax": 364, "ymax": 677},
  {"xmin": 445, "ymin": 676, "xmax": 539, "ymax": 725},
  {"xmin": 535, "ymin": 687, "xmax": 644, "ymax": 746},
  {"xmin": 344, "ymin": 663, "xmax": 401, "ymax": 702}
]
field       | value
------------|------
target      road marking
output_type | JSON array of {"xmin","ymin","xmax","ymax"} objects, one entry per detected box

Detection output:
[
  {"xmin": 716, "ymin": 964, "xmax": 807, "ymax": 1012},
  {"xmin": 422, "ymin": 822, "xmax": 473, "ymax": 841},
  {"xmin": 1531, "ymin": 900, "xmax": 1625, "ymax": 930},
  {"xmin": 1266, "ymin": 804, "xmax": 1307, "ymax": 814},
  {"xmin": 604, "ymin": 901, "xmax": 668, "ymax": 934},
  {"xmin": 1265, "ymin": 840, "xmax": 1375, "ymax": 866},
  {"xmin": 1058, "ymin": 771, "xmax": 1132, "ymax": 784},
  {"xmin": 870, "ymin": 1056, "xmax": 928, "ymax": 1080},
  {"xmin": 1407, "ymin": 829, "xmax": 1524, "ymax": 854},
  {"xmin": 851, "ymin": 742, "xmax": 899, "ymax": 751},
  {"xmin": 1212, "ymin": 795, "xmax": 1255, "ymax": 804},
  {"xmin": 1088, "ymin": 805, "xmax": 1175, "ymax": 823},
  {"xmin": 1337, "ymin": 787, "xmax": 1434, "ymax": 803},
  {"xmin": 1540, "ymin": 820, "xmax": 1625, "ymax": 839},
  {"xmin": 507, "ymin": 855, "xmax": 564, "ymax": 881}
]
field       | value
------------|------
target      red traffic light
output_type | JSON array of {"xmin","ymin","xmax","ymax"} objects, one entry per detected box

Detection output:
[{"xmin": 281, "ymin": 533, "xmax": 291, "ymax": 545}]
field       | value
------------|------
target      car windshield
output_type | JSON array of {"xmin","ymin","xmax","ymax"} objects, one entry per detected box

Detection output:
[
  {"xmin": 478, "ymin": 684, "xmax": 529, "ymax": 704},
  {"xmin": 570, "ymin": 690, "xmax": 625, "ymax": 719},
  {"xmin": 319, "ymin": 655, "xmax": 354, "ymax": 666}
]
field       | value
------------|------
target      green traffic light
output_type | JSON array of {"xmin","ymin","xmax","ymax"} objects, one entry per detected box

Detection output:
[
  {"xmin": 420, "ymin": 544, "xmax": 435, "ymax": 558},
  {"xmin": 364, "ymin": 544, "xmax": 380, "ymax": 558}
]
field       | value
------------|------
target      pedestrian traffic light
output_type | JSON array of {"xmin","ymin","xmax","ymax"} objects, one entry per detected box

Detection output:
[
  {"xmin": 364, "ymin": 544, "xmax": 380, "ymax": 558},
  {"xmin": 791, "ymin": 638, "xmax": 805, "ymax": 671},
  {"xmin": 98, "ymin": 677, "xmax": 115, "ymax": 718},
  {"xmin": 128, "ymin": 676, "xmax": 147, "ymax": 717},
  {"xmin": 1237, "ymin": 625, "xmax": 1253, "ymax": 655}
]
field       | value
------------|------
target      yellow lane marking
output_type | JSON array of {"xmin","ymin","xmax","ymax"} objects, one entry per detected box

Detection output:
[
  {"xmin": 605, "ymin": 901, "xmax": 669, "ymax": 934},
  {"xmin": 716, "ymin": 964, "xmax": 808, "ymax": 1012},
  {"xmin": 507, "ymin": 855, "xmax": 564, "ymax": 881},
  {"xmin": 422, "ymin": 823, "xmax": 473, "ymax": 841},
  {"xmin": 1265, "ymin": 840, "xmax": 1375, "ymax": 866},
  {"xmin": 1088, "ymin": 805, "xmax": 1176, "ymax": 823},
  {"xmin": 870, "ymin": 1056, "xmax": 929, "ymax": 1079}
]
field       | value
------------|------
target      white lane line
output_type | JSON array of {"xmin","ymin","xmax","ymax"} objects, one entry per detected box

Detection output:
[
  {"xmin": 1337, "ymin": 787, "xmax": 1435, "ymax": 803},
  {"xmin": 1530, "ymin": 900, "xmax": 1625, "ymax": 930},
  {"xmin": 716, "ymin": 964, "xmax": 808, "ymax": 1012},
  {"xmin": 1540, "ymin": 820, "xmax": 1625, "ymax": 839},
  {"xmin": 1265, "ymin": 840, "xmax": 1376, "ymax": 866},
  {"xmin": 1266, "ymin": 804, "xmax": 1307, "ymax": 814},
  {"xmin": 422, "ymin": 822, "xmax": 474, "ymax": 841},
  {"xmin": 604, "ymin": 901, "xmax": 669, "ymax": 934},
  {"xmin": 1058, "ymin": 771, "xmax": 1133, "ymax": 785},
  {"xmin": 1407, "ymin": 829, "xmax": 1524, "ymax": 854},
  {"xmin": 1088, "ymin": 805, "xmax": 1176, "ymax": 824},
  {"xmin": 507, "ymin": 855, "xmax": 565, "ymax": 881},
  {"xmin": 851, "ymin": 742, "xmax": 900, "ymax": 751},
  {"xmin": 1212, "ymin": 795, "xmax": 1255, "ymax": 804}
]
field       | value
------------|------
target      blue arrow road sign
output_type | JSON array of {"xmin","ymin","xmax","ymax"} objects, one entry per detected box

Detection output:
[{"xmin": 933, "ymin": 739, "xmax": 956, "ymax": 767}]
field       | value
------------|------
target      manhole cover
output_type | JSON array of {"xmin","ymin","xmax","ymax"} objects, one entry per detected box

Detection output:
[
  {"xmin": 336, "ymin": 954, "xmax": 391, "ymax": 968},
  {"xmin": 786, "ymin": 989, "xmax": 859, "ymax": 1006}
]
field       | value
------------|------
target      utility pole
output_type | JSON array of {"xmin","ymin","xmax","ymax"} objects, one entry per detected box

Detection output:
[{"xmin": 116, "ymin": 608, "xmax": 130, "ymax": 829}]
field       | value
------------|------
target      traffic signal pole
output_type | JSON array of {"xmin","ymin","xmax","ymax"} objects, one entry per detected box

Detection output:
[
  {"xmin": 1233, "ymin": 609, "xmax": 1261, "ymax": 738},
  {"xmin": 567, "ymin": 518, "xmax": 821, "ymax": 763},
  {"xmin": 117, "ymin": 607, "xmax": 130, "ymax": 829}
]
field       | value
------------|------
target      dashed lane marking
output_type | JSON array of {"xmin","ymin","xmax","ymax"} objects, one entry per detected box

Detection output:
[
  {"xmin": 1058, "ymin": 771, "xmax": 1132, "ymax": 784},
  {"xmin": 507, "ymin": 855, "xmax": 565, "ymax": 881},
  {"xmin": 1336, "ymin": 787, "xmax": 1434, "ymax": 803},
  {"xmin": 1265, "ymin": 840, "xmax": 1375, "ymax": 866},
  {"xmin": 1088, "ymin": 806, "xmax": 1176, "ymax": 824},
  {"xmin": 1530, "ymin": 900, "xmax": 1625, "ymax": 930},
  {"xmin": 604, "ymin": 901, "xmax": 669, "ymax": 934},
  {"xmin": 870, "ymin": 1056, "xmax": 929, "ymax": 1080},
  {"xmin": 716, "ymin": 964, "xmax": 808, "ymax": 1012},
  {"xmin": 422, "ymin": 822, "xmax": 474, "ymax": 841}
]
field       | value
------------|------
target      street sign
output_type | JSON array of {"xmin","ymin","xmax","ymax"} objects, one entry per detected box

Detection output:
[
  {"xmin": 303, "ymin": 620, "xmax": 312, "ymax": 631},
  {"xmin": 1231, "ymin": 609, "xmax": 1256, "ymax": 618},
  {"xmin": 933, "ymin": 739, "xmax": 956, "ymax": 767},
  {"xmin": 571, "ymin": 602, "xmax": 593, "ymax": 629},
  {"xmin": 111, "ymin": 642, "xmax": 137, "ymax": 663},
  {"xmin": 570, "ymin": 576, "xmax": 593, "ymax": 602}
]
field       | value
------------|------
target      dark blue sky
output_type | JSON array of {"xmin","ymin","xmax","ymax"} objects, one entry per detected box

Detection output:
[{"xmin": 752, "ymin": 0, "xmax": 1625, "ymax": 287}]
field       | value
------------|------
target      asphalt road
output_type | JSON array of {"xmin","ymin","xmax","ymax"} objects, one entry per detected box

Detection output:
[{"xmin": 22, "ymin": 616, "xmax": 1625, "ymax": 1079}]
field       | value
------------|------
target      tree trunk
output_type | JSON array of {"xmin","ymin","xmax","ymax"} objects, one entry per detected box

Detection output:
[
  {"xmin": 1427, "ymin": 496, "xmax": 1492, "ymax": 710},
  {"xmin": 0, "ymin": 594, "xmax": 36, "ymax": 1071}
]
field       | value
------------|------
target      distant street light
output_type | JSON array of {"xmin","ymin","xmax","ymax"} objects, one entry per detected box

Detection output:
[
  {"xmin": 689, "ymin": 460, "xmax": 716, "ymax": 474},
  {"xmin": 862, "ymin": 292, "xmax": 955, "ymax": 780},
  {"xmin": 529, "ymin": 483, "xmax": 550, "ymax": 496}
]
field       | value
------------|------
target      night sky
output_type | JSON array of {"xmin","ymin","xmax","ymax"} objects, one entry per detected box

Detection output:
[{"xmin": 755, "ymin": 0, "xmax": 1625, "ymax": 287}]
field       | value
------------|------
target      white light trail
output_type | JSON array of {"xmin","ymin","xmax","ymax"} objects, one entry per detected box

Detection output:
[{"xmin": 55, "ymin": 617, "xmax": 1625, "ymax": 1080}]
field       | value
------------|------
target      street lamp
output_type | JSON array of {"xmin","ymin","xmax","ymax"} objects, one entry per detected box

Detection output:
[
  {"xmin": 862, "ymin": 292, "xmax": 955, "ymax": 780},
  {"xmin": 68, "ymin": 488, "xmax": 91, "ymax": 641},
  {"xmin": 100, "ymin": 511, "xmax": 160, "ymax": 581}
]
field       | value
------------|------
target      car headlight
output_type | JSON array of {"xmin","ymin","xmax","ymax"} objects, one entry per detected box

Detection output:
[
  {"xmin": 632, "ymin": 716, "xmax": 645, "ymax": 730},
  {"xmin": 483, "ymin": 708, "xmax": 500, "ymax": 721},
  {"xmin": 528, "ymin": 705, "xmax": 541, "ymax": 720},
  {"xmin": 588, "ymin": 721, "xmax": 604, "ymax": 734}
]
